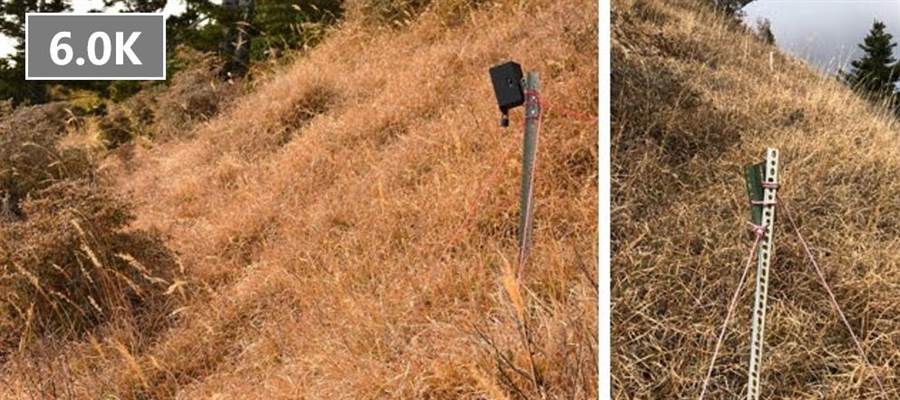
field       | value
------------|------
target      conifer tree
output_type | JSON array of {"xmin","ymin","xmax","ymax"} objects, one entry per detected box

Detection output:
[
  {"xmin": 844, "ymin": 20, "xmax": 900, "ymax": 99},
  {"xmin": 756, "ymin": 18, "xmax": 775, "ymax": 45},
  {"xmin": 0, "ymin": 0, "xmax": 71, "ymax": 104},
  {"xmin": 103, "ymin": 0, "xmax": 167, "ymax": 12},
  {"xmin": 711, "ymin": 0, "xmax": 755, "ymax": 16}
]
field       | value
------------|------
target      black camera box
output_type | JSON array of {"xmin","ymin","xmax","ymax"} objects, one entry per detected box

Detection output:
[{"xmin": 489, "ymin": 61, "xmax": 525, "ymax": 113}]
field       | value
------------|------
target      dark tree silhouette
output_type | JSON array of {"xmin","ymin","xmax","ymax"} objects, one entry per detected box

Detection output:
[
  {"xmin": 103, "ymin": 0, "xmax": 168, "ymax": 12},
  {"xmin": 755, "ymin": 18, "xmax": 775, "ymax": 45},
  {"xmin": 711, "ymin": 0, "xmax": 756, "ymax": 16},
  {"xmin": 0, "ymin": 0, "xmax": 71, "ymax": 104},
  {"xmin": 843, "ymin": 20, "xmax": 900, "ymax": 99}
]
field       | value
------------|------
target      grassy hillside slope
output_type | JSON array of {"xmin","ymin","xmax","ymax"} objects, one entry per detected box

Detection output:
[
  {"xmin": 613, "ymin": 1, "xmax": 899, "ymax": 398},
  {"xmin": 0, "ymin": 0, "xmax": 598, "ymax": 398}
]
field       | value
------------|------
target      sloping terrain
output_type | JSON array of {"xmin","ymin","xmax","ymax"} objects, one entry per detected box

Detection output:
[
  {"xmin": 613, "ymin": 0, "xmax": 899, "ymax": 398},
  {"xmin": 0, "ymin": 0, "xmax": 598, "ymax": 398}
]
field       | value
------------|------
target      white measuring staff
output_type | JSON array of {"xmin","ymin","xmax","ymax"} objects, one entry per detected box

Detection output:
[{"xmin": 746, "ymin": 148, "xmax": 779, "ymax": 400}]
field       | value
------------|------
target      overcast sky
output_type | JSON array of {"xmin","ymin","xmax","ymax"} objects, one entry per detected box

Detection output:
[
  {"xmin": 0, "ymin": 0, "xmax": 187, "ymax": 59},
  {"xmin": 743, "ymin": 0, "xmax": 900, "ymax": 74}
]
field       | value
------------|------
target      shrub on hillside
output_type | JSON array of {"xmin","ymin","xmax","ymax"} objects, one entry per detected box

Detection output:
[
  {"xmin": 97, "ymin": 47, "xmax": 240, "ymax": 145},
  {"xmin": 0, "ymin": 104, "xmax": 180, "ymax": 356},
  {"xmin": 156, "ymin": 51, "xmax": 233, "ymax": 139},
  {"xmin": 348, "ymin": 0, "xmax": 432, "ymax": 26},
  {"xmin": 346, "ymin": 0, "xmax": 491, "ymax": 28},
  {"xmin": 0, "ymin": 100, "xmax": 12, "ymax": 118},
  {"xmin": 0, "ymin": 180, "xmax": 178, "ymax": 352},
  {"xmin": 0, "ymin": 103, "xmax": 93, "ymax": 214},
  {"xmin": 98, "ymin": 105, "xmax": 137, "ymax": 148}
]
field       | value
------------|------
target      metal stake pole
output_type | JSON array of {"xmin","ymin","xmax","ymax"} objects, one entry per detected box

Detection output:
[
  {"xmin": 517, "ymin": 72, "xmax": 541, "ymax": 273},
  {"xmin": 747, "ymin": 148, "xmax": 779, "ymax": 400}
]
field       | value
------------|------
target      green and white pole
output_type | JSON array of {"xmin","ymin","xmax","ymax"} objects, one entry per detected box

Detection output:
[{"xmin": 746, "ymin": 148, "xmax": 779, "ymax": 400}]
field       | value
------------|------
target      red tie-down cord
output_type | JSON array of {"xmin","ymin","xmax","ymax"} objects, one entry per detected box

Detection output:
[{"xmin": 698, "ymin": 185, "xmax": 889, "ymax": 399}]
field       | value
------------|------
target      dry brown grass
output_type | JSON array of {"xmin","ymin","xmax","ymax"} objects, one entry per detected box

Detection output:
[
  {"xmin": 0, "ymin": 103, "xmax": 183, "ymax": 397},
  {"xmin": 95, "ymin": 47, "xmax": 243, "ymax": 148},
  {"xmin": 613, "ymin": 0, "xmax": 900, "ymax": 398},
  {"xmin": 0, "ymin": 0, "xmax": 597, "ymax": 398}
]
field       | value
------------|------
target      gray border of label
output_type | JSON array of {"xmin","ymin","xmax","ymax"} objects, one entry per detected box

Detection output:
[{"xmin": 25, "ymin": 13, "xmax": 166, "ymax": 80}]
